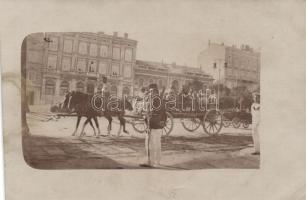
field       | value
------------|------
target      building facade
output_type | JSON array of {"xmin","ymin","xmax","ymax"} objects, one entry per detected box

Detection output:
[
  {"xmin": 25, "ymin": 32, "xmax": 137, "ymax": 105},
  {"xmin": 134, "ymin": 60, "xmax": 213, "ymax": 95},
  {"xmin": 197, "ymin": 42, "xmax": 260, "ymax": 91},
  {"xmin": 25, "ymin": 32, "xmax": 213, "ymax": 105}
]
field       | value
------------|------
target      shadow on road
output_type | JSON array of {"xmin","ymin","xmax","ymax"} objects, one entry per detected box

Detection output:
[
  {"xmin": 22, "ymin": 135, "xmax": 130, "ymax": 169},
  {"xmin": 22, "ymin": 133, "xmax": 254, "ymax": 169}
]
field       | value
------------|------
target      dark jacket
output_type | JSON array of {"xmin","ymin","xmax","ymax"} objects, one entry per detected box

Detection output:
[{"xmin": 147, "ymin": 92, "xmax": 167, "ymax": 129}]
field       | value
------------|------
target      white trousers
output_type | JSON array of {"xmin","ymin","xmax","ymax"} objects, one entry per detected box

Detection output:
[
  {"xmin": 145, "ymin": 129, "xmax": 162, "ymax": 165},
  {"xmin": 252, "ymin": 122, "xmax": 260, "ymax": 153}
]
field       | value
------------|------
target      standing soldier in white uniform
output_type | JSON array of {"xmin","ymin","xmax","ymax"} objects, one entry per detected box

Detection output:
[{"xmin": 251, "ymin": 92, "xmax": 260, "ymax": 155}]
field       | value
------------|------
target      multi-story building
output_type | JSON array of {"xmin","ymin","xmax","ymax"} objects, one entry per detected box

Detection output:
[
  {"xmin": 25, "ymin": 32, "xmax": 137, "ymax": 104},
  {"xmin": 197, "ymin": 42, "xmax": 260, "ymax": 91},
  {"xmin": 134, "ymin": 60, "xmax": 213, "ymax": 95},
  {"xmin": 25, "ymin": 32, "xmax": 213, "ymax": 105}
]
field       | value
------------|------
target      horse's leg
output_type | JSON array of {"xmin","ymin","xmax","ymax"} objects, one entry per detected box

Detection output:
[
  {"xmin": 117, "ymin": 115, "xmax": 123, "ymax": 137},
  {"xmin": 80, "ymin": 118, "xmax": 91, "ymax": 137},
  {"xmin": 88, "ymin": 119, "xmax": 96, "ymax": 136},
  {"xmin": 118, "ymin": 115, "xmax": 128, "ymax": 135},
  {"xmin": 93, "ymin": 116, "xmax": 100, "ymax": 137},
  {"xmin": 105, "ymin": 114, "xmax": 112, "ymax": 135},
  {"xmin": 72, "ymin": 115, "xmax": 81, "ymax": 136}
]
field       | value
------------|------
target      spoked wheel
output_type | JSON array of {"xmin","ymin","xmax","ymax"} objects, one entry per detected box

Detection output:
[
  {"xmin": 232, "ymin": 117, "xmax": 241, "ymax": 128},
  {"xmin": 132, "ymin": 119, "xmax": 146, "ymax": 133},
  {"xmin": 222, "ymin": 116, "xmax": 231, "ymax": 128},
  {"xmin": 202, "ymin": 110, "xmax": 223, "ymax": 136},
  {"xmin": 181, "ymin": 117, "xmax": 201, "ymax": 132},
  {"xmin": 161, "ymin": 112, "xmax": 174, "ymax": 136},
  {"xmin": 242, "ymin": 120, "xmax": 249, "ymax": 129}
]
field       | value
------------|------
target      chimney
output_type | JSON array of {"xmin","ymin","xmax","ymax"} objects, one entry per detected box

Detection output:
[
  {"xmin": 113, "ymin": 32, "xmax": 118, "ymax": 37},
  {"xmin": 208, "ymin": 40, "xmax": 211, "ymax": 47},
  {"xmin": 124, "ymin": 33, "xmax": 128, "ymax": 39}
]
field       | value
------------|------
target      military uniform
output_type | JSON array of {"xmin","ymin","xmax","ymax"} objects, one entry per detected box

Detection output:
[{"xmin": 251, "ymin": 93, "xmax": 260, "ymax": 154}]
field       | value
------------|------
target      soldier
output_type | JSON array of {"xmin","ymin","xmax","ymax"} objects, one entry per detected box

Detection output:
[
  {"xmin": 251, "ymin": 92, "xmax": 260, "ymax": 155},
  {"xmin": 140, "ymin": 83, "xmax": 166, "ymax": 167}
]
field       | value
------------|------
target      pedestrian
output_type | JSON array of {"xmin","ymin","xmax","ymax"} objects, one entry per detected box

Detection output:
[
  {"xmin": 251, "ymin": 92, "xmax": 260, "ymax": 155},
  {"xmin": 140, "ymin": 83, "xmax": 166, "ymax": 168}
]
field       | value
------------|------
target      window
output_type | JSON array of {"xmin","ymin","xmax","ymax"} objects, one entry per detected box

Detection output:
[
  {"xmin": 77, "ymin": 58, "xmax": 86, "ymax": 72},
  {"xmin": 63, "ymin": 39, "xmax": 73, "ymax": 53},
  {"xmin": 158, "ymin": 79, "xmax": 163, "ymax": 88},
  {"xmin": 98, "ymin": 61, "xmax": 107, "ymax": 75},
  {"xmin": 47, "ymin": 55, "xmax": 57, "ymax": 70},
  {"xmin": 100, "ymin": 45, "xmax": 108, "ymax": 57},
  {"xmin": 112, "ymin": 47, "xmax": 120, "ymax": 60},
  {"xmin": 28, "ymin": 71, "xmax": 36, "ymax": 81},
  {"xmin": 62, "ymin": 57, "xmax": 71, "ymax": 72},
  {"xmin": 28, "ymin": 51, "xmax": 43, "ymax": 63},
  {"xmin": 87, "ymin": 83, "xmax": 95, "ymax": 94},
  {"xmin": 60, "ymin": 81, "xmax": 70, "ymax": 95},
  {"xmin": 88, "ymin": 60, "xmax": 97, "ymax": 73},
  {"xmin": 110, "ymin": 85, "xmax": 117, "ymax": 96},
  {"xmin": 123, "ymin": 64, "xmax": 132, "ymax": 78},
  {"xmin": 138, "ymin": 78, "xmax": 144, "ymax": 87},
  {"xmin": 48, "ymin": 37, "xmax": 58, "ymax": 51},
  {"xmin": 76, "ymin": 82, "xmax": 85, "ymax": 92},
  {"xmin": 36, "ymin": 73, "xmax": 41, "ymax": 81},
  {"xmin": 89, "ymin": 44, "xmax": 98, "ymax": 56},
  {"xmin": 122, "ymin": 87, "xmax": 130, "ymax": 96},
  {"xmin": 45, "ymin": 79, "xmax": 55, "ymax": 95},
  {"xmin": 111, "ymin": 63, "xmax": 120, "ymax": 76},
  {"xmin": 124, "ymin": 48, "xmax": 133, "ymax": 61},
  {"xmin": 78, "ymin": 42, "xmax": 88, "ymax": 55}
]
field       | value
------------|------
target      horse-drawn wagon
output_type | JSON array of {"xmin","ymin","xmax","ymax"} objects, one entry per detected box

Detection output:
[
  {"xmin": 33, "ymin": 88, "xmax": 223, "ymax": 137},
  {"xmin": 222, "ymin": 110, "xmax": 252, "ymax": 129},
  {"xmin": 131, "ymin": 89, "xmax": 223, "ymax": 136}
]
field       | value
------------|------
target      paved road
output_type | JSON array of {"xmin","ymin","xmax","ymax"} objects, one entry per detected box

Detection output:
[{"xmin": 24, "ymin": 115, "xmax": 259, "ymax": 169}]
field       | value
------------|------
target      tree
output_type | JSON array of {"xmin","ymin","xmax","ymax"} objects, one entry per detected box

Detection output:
[
  {"xmin": 212, "ymin": 83, "xmax": 231, "ymax": 97},
  {"xmin": 231, "ymin": 85, "xmax": 252, "ymax": 109},
  {"xmin": 189, "ymin": 78, "xmax": 203, "ymax": 92},
  {"xmin": 219, "ymin": 96, "xmax": 235, "ymax": 110}
]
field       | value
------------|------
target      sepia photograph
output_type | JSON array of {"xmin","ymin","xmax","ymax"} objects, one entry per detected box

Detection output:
[
  {"xmin": 22, "ymin": 32, "xmax": 260, "ymax": 169},
  {"xmin": 3, "ymin": 0, "xmax": 306, "ymax": 199}
]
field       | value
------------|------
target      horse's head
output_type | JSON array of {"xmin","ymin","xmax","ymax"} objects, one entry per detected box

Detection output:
[{"xmin": 66, "ymin": 91, "xmax": 87, "ymax": 111}]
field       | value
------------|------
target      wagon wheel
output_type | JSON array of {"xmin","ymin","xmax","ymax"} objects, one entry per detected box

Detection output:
[
  {"xmin": 222, "ymin": 116, "xmax": 231, "ymax": 128},
  {"xmin": 202, "ymin": 110, "xmax": 223, "ymax": 136},
  {"xmin": 242, "ymin": 120, "xmax": 249, "ymax": 129},
  {"xmin": 232, "ymin": 117, "xmax": 241, "ymax": 128},
  {"xmin": 132, "ymin": 119, "xmax": 146, "ymax": 133},
  {"xmin": 180, "ymin": 117, "xmax": 201, "ymax": 132},
  {"xmin": 162, "ymin": 112, "xmax": 174, "ymax": 136}
]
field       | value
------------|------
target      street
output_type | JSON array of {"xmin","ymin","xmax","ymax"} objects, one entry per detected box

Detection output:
[{"xmin": 24, "ymin": 114, "xmax": 259, "ymax": 169}]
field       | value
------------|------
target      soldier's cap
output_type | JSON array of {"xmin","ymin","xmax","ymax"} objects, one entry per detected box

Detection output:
[{"xmin": 148, "ymin": 83, "xmax": 158, "ymax": 90}]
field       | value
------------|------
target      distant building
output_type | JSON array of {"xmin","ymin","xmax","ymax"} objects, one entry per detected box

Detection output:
[
  {"xmin": 25, "ymin": 32, "xmax": 213, "ymax": 105},
  {"xmin": 25, "ymin": 32, "xmax": 137, "ymax": 104},
  {"xmin": 197, "ymin": 42, "xmax": 260, "ymax": 91},
  {"xmin": 134, "ymin": 60, "xmax": 213, "ymax": 95}
]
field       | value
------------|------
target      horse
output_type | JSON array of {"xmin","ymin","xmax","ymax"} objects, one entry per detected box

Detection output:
[
  {"xmin": 105, "ymin": 95, "xmax": 134, "ymax": 136},
  {"xmin": 63, "ymin": 91, "xmax": 133, "ymax": 137},
  {"xmin": 63, "ymin": 91, "xmax": 102, "ymax": 137}
]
